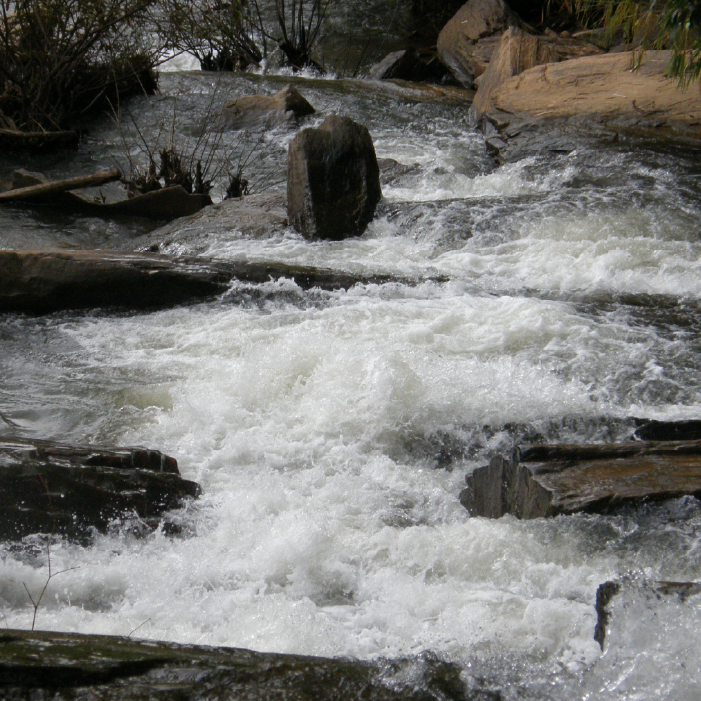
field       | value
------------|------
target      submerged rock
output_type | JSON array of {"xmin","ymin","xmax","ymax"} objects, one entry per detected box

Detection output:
[
  {"xmin": 0, "ymin": 437, "xmax": 200, "ymax": 541},
  {"xmin": 437, "ymin": 0, "xmax": 519, "ymax": 89},
  {"xmin": 133, "ymin": 192, "xmax": 289, "ymax": 252},
  {"xmin": 460, "ymin": 440, "xmax": 701, "ymax": 519},
  {"xmin": 222, "ymin": 84, "xmax": 315, "ymax": 129},
  {"xmin": 287, "ymin": 115, "xmax": 382, "ymax": 240},
  {"xmin": 0, "ymin": 629, "xmax": 478, "ymax": 700}
]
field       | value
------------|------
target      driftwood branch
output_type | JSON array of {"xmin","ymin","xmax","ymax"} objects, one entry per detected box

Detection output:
[{"xmin": 0, "ymin": 168, "xmax": 121, "ymax": 203}]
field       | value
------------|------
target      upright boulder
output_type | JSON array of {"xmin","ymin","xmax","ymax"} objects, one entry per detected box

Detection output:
[
  {"xmin": 287, "ymin": 115, "xmax": 382, "ymax": 240},
  {"xmin": 437, "ymin": 0, "xmax": 519, "ymax": 88}
]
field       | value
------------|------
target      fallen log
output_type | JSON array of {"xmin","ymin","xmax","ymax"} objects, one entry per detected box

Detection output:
[
  {"xmin": 0, "ymin": 629, "xmax": 468, "ymax": 700},
  {"xmin": 460, "ymin": 440, "xmax": 701, "ymax": 519},
  {"xmin": 0, "ymin": 168, "xmax": 121, "ymax": 203},
  {"xmin": 0, "ymin": 250, "xmax": 404, "ymax": 314},
  {"xmin": 7, "ymin": 170, "xmax": 211, "ymax": 220},
  {"xmin": 0, "ymin": 436, "xmax": 200, "ymax": 541}
]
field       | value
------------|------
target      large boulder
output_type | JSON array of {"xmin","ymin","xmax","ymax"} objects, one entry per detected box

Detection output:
[
  {"xmin": 436, "ymin": 0, "xmax": 519, "ymax": 89},
  {"xmin": 0, "ymin": 437, "xmax": 200, "ymax": 540},
  {"xmin": 472, "ymin": 26, "xmax": 603, "ymax": 116},
  {"xmin": 222, "ymin": 85, "xmax": 315, "ymax": 129},
  {"xmin": 481, "ymin": 50, "xmax": 701, "ymax": 129},
  {"xmin": 460, "ymin": 440, "xmax": 701, "ymax": 519},
  {"xmin": 287, "ymin": 115, "xmax": 382, "ymax": 240}
]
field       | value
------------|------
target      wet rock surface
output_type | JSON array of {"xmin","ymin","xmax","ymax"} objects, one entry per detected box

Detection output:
[
  {"xmin": 594, "ymin": 578, "xmax": 701, "ymax": 650},
  {"xmin": 131, "ymin": 192, "xmax": 289, "ymax": 252},
  {"xmin": 0, "ymin": 629, "xmax": 484, "ymax": 700},
  {"xmin": 287, "ymin": 115, "xmax": 382, "ymax": 240},
  {"xmin": 0, "ymin": 437, "xmax": 200, "ymax": 541},
  {"xmin": 460, "ymin": 439, "xmax": 701, "ymax": 519},
  {"xmin": 0, "ymin": 249, "xmax": 406, "ymax": 314}
]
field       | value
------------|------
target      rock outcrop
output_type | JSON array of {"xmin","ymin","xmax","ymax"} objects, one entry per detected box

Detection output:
[
  {"xmin": 478, "ymin": 51, "xmax": 701, "ymax": 160},
  {"xmin": 437, "ymin": 0, "xmax": 519, "ymax": 88},
  {"xmin": 483, "ymin": 50, "xmax": 701, "ymax": 128},
  {"xmin": 0, "ymin": 437, "xmax": 200, "ymax": 540},
  {"xmin": 472, "ymin": 26, "xmax": 603, "ymax": 116},
  {"xmin": 222, "ymin": 84, "xmax": 315, "ymax": 129},
  {"xmin": 287, "ymin": 115, "xmax": 382, "ymax": 240},
  {"xmin": 460, "ymin": 440, "xmax": 701, "ymax": 519},
  {"xmin": 0, "ymin": 629, "xmax": 474, "ymax": 700},
  {"xmin": 0, "ymin": 250, "xmax": 406, "ymax": 314}
]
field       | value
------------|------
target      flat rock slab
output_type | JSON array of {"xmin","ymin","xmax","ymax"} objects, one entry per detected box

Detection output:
[
  {"xmin": 460, "ymin": 440, "xmax": 701, "ymax": 519},
  {"xmin": 0, "ymin": 250, "xmax": 402, "ymax": 314},
  {"xmin": 0, "ymin": 629, "xmax": 474, "ymax": 700},
  {"xmin": 484, "ymin": 50, "xmax": 701, "ymax": 147},
  {"xmin": 0, "ymin": 437, "xmax": 200, "ymax": 540}
]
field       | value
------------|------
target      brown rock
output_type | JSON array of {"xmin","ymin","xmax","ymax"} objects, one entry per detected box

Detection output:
[
  {"xmin": 222, "ymin": 84, "xmax": 315, "ymax": 129},
  {"xmin": 472, "ymin": 26, "xmax": 603, "ymax": 116},
  {"xmin": 460, "ymin": 440, "xmax": 701, "ymax": 519},
  {"xmin": 287, "ymin": 115, "xmax": 382, "ymax": 240},
  {"xmin": 437, "ymin": 0, "xmax": 519, "ymax": 88},
  {"xmin": 484, "ymin": 50, "xmax": 701, "ymax": 131}
]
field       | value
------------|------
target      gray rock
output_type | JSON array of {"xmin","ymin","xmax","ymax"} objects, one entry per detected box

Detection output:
[
  {"xmin": 460, "ymin": 440, "xmax": 701, "ymax": 519},
  {"xmin": 287, "ymin": 115, "xmax": 382, "ymax": 240},
  {"xmin": 221, "ymin": 85, "xmax": 315, "ymax": 129},
  {"xmin": 0, "ymin": 436, "xmax": 200, "ymax": 541}
]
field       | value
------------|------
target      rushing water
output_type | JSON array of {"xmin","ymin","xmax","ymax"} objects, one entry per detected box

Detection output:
[{"xmin": 1, "ymin": 69, "xmax": 701, "ymax": 699}]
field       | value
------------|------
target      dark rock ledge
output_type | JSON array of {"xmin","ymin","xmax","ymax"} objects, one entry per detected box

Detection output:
[
  {"xmin": 0, "ymin": 629, "xmax": 487, "ymax": 700},
  {"xmin": 0, "ymin": 436, "xmax": 200, "ymax": 541},
  {"xmin": 0, "ymin": 250, "xmax": 419, "ymax": 315},
  {"xmin": 461, "ymin": 439, "xmax": 701, "ymax": 519}
]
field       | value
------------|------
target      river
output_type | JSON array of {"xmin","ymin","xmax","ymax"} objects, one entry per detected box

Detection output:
[{"xmin": 1, "ymin": 65, "xmax": 701, "ymax": 699}]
